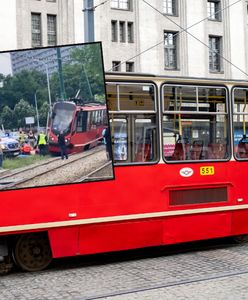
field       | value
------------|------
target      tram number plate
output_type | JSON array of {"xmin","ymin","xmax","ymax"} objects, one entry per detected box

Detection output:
[{"xmin": 200, "ymin": 166, "xmax": 214, "ymax": 176}]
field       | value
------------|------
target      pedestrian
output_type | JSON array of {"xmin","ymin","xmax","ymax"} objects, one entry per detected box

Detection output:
[
  {"xmin": 18, "ymin": 130, "xmax": 26, "ymax": 146},
  {"xmin": 27, "ymin": 130, "xmax": 36, "ymax": 148},
  {"xmin": 0, "ymin": 138, "xmax": 3, "ymax": 169},
  {"xmin": 57, "ymin": 131, "xmax": 68, "ymax": 160},
  {"xmin": 37, "ymin": 131, "xmax": 48, "ymax": 156},
  {"xmin": 102, "ymin": 127, "xmax": 112, "ymax": 160}
]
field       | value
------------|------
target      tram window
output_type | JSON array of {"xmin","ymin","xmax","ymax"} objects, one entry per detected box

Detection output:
[
  {"xmin": 109, "ymin": 115, "xmax": 158, "ymax": 164},
  {"xmin": 106, "ymin": 83, "xmax": 156, "ymax": 112},
  {"xmin": 134, "ymin": 117, "xmax": 157, "ymax": 162},
  {"xmin": 198, "ymin": 87, "xmax": 226, "ymax": 112},
  {"xmin": 76, "ymin": 111, "xmax": 87, "ymax": 132},
  {"xmin": 110, "ymin": 118, "xmax": 128, "ymax": 162},
  {"xmin": 164, "ymin": 86, "xmax": 197, "ymax": 111},
  {"xmin": 163, "ymin": 84, "xmax": 229, "ymax": 162},
  {"xmin": 106, "ymin": 84, "xmax": 118, "ymax": 111},
  {"xmin": 233, "ymin": 88, "xmax": 248, "ymax": 159}
]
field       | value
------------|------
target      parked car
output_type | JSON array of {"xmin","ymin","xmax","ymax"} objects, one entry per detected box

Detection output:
[{"xmin": 0, "ymin": 134, "xmax": 20, "ymax": 157}]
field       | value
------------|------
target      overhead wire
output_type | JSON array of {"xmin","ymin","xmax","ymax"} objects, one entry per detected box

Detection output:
[{"xmin": 108, "ymin": 0, "xmax": 245, "ymax": 75}]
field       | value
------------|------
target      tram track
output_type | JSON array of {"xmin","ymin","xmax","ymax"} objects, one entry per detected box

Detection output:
[
  {"xmin": 0, "ymin": 146, "xmax": 107, "ymax": 190},
  {"xmin": 81, "ymin": 268, "xmax": 248, "ymax": 300}
]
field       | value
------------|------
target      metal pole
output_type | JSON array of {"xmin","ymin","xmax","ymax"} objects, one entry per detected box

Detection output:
[
  {"xmin": 83, "ymin": 0, "xmax": 95, "ymax": 42},
  {"xmin": 34, "ymin": 92, "xmax": 40, "ymax": 132},
  {"xmin": 45, "ymin": 64, "xmax": 52, "ymax": 114},
  {"xmin": 56, "ymin": 48, "xmax": 66, "ymax": 101},
  {"xmin": 82, "ymin": 63, "xmax": 93, "ymax": 99}
]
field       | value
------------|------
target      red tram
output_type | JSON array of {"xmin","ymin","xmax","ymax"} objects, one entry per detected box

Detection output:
[
  {"xmin": 1, "ymin": 73, "xmax": 248, "ymax": 272},
  {"xmin": 48, "ymin": 101, "xmax": 107, "ymax": 154}
]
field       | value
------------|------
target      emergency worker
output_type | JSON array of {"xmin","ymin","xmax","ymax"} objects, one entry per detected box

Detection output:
[{"xmin": 37, "ymin": 131, "xmax": 47, "ymax": 156}]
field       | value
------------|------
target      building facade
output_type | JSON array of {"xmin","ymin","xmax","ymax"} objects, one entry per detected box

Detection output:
[{"xmin": 0, "ymin": 0, "xmax": 248, "ymax": 80}]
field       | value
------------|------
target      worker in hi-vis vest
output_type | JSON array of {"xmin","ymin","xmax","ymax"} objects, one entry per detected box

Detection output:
[{"xmin": 37, "ymin": 131, "xmax": 47, "ymax": 156}]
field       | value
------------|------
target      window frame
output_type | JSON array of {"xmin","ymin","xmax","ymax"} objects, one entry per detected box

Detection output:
[
  {"xmin": 106, "ymin": 80, "xmax": 160, "ymax": 166},
  {"xmin": 31, "ymin": 12, "xmax": 42, "ymax": 47},
  {"xmin": 110, "ymin": 0, "xmax": 131, "ymax": 10},
  {"xmin": 161, "ymin": 82, "xmax": 231, "ymax": 164},
  {"xmin": 231, "ymin": 86, "xmax": 248, "ymax": 161},
  {"xmin": 164, "ymin": 31, "xmax": 179, "ymax": 70},
  {"xmin": 47, "ymin": 14, "xmax": 57, "ymax": 46},
  {"xmin": 207, "ymin": 0, "xmax": 222, "ymax": 21},
  {"xmin": 111, "ymin": 20, "xmax": 118, "ymax": 42},
  {"xmin": 163, "ymin": 0, "xmax": 177, "ymax": 16},
  {"xmin": 127, "ymin": 22, "xmax": 134, "ymax": 43},
  {"xmin": 209, "ymin": 35, "xmax": 222, "ymax": 73},
  {"xmin": 119, "ymin": 21, "xmax": 126, "ymax": 43}
]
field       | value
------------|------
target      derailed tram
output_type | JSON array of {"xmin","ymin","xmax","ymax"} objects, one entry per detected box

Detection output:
[
  {"xmin": 48, "ymin": 101, "xmax": 107, "ymax": 154},
  {"xmin": 1, "ymin": 73, "xmax": 248, "ymax": 273}
]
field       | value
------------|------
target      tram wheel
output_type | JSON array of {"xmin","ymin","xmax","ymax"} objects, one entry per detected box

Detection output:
[{"xmin": 13, "ymin": 233, "xmax": 52, "ymax": 272}]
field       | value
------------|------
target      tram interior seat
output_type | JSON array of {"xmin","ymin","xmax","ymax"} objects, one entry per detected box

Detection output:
[
  {"xmin": 171, "ymin": 138, "xmax": 190, "ymax": 161},
  {"xmin": 207, "ymin": 143, "xmax": 226, "ymax": 159},
  {"xmin": 190, "ymin": 141, "xmax": 203, "ymax": 160},
  {"xmin": 135, "ymin": 143, "xmax": 151, "ymax": 162},
  {"xmin": 237, "ymin": 141, "xmax": 248, "ymax": 158}
]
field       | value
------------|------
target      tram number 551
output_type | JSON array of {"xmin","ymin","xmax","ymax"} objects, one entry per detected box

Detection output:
[{"xmin": 200, "ymin": 166, "xmax": 215, "ymax": 176}]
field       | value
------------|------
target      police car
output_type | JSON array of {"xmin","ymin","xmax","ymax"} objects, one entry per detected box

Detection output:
[{"xmin": 0, "ymin": 133, "xmax": 20, "ymax": 157}]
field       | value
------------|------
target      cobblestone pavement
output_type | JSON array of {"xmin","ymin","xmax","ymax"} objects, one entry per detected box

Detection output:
[{"xmin": 1, "ymin": 239, "xmax": 248, "ymax": 300}]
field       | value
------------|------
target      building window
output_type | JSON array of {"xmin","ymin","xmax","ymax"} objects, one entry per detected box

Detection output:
[
  {"xmin": 209, "ymin": 36, "xmax": 222, "ymax": 72},
  {"xmin": 126, "ymin": 62, "xmax": 134, "ymax": 72},
  {"xmin": 127, "ymin": 22, "xmax": 134, "ymax": 43},
  {"xmin": 47, "ymin": 15, "xmax": 57, "ymax": 46},
  {"xmin": 31, "ymin": 13, "xmax": 42, "ymax": 47},
  {"xmin": 164, "ymin": 32, "xmax": 178, "ymax": 69},
  {"xmin": 111, "ymin": 0, "xmax": 130, "ymax": 10},
  {"xmin": 119, "ymin": 21, "xmax": 126, "ymax": 42},
  {"xmin": 207, "ymin": 0, "xmax": 221, "ymax": 21},
  {"xmin": 111, "ymin": 20, "xmax": 118, "ymax": 42},
  {"xmin": 112, "ymin": 61, "xmax": 121, "ymax": 71},
  {"xmin": 163, "ymin": 0, "xmax": 177, "ymax": 15}
]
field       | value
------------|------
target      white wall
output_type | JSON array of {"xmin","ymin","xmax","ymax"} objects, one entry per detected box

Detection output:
[{"xmin": 0, "ymin": 0, "xmax": 17, "ymax": 51}]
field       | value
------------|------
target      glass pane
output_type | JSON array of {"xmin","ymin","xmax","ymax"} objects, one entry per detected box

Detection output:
[
  {"xmin": 134, "ymin": 117, "xmax": 157, "ymax": 162},
  {"xmin": 164, "ymin": 86, "xmax": 197, "ymax": 112},
  {"xmin": 233, "ymin": 88, "xmax": 248, "ymax": 158},
  {"xmin": 119, "ymin": 84, "xmax": 155, "ymax": 111},
  {"xmin": 106, "ymin": 84, "xmax": 118, "ymax": 111},
  {"xmin": 163, "ymin": 113, "xmax": 229, "ymax": 161},
  {"xmin": 110, "ymin": 118, "xmax": 128, "ymax": 161},
  {"xmin": 198, "ymin": 87, "xmax": 226, "ymax": 112}
]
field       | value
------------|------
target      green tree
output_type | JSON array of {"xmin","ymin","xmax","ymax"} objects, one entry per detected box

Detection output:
[
  {"xmin": 39, "ymin": 102, "xmax": 50, "ymax": 127},
  {"xmin": 13, "ymin": 99, "xmax": 35, "ymax": 128},
  {"xmin": 1, "ymin": 106, "xmax": 14, "ymax": 130}
]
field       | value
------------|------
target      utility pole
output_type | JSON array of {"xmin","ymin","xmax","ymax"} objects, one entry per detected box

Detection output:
[
  {"xmin": 56, "ymin": 48, "xmax": 66, "ymax": 101},
  {"xmin": 34, "ymin": 93, "xmax": 40, "ymax": 133},
  {"xmin": 83, "ymin": 0, "xmax": 95, "ymax": 42}
]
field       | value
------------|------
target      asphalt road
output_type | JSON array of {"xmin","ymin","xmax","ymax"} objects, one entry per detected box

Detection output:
[{"xmin": 1, "ymin": 238, "xmax": 248, "ymax": 300}]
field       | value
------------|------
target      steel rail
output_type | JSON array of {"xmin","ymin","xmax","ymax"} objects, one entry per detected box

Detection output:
[{"xmin": 0, "ymin": 147, "xmax": 104, "ymax": 190}]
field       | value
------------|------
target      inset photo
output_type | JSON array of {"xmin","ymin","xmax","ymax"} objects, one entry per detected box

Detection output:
[{"xmin": 0, "ymin": 42, "xmax": 114, "ymax": 191}]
